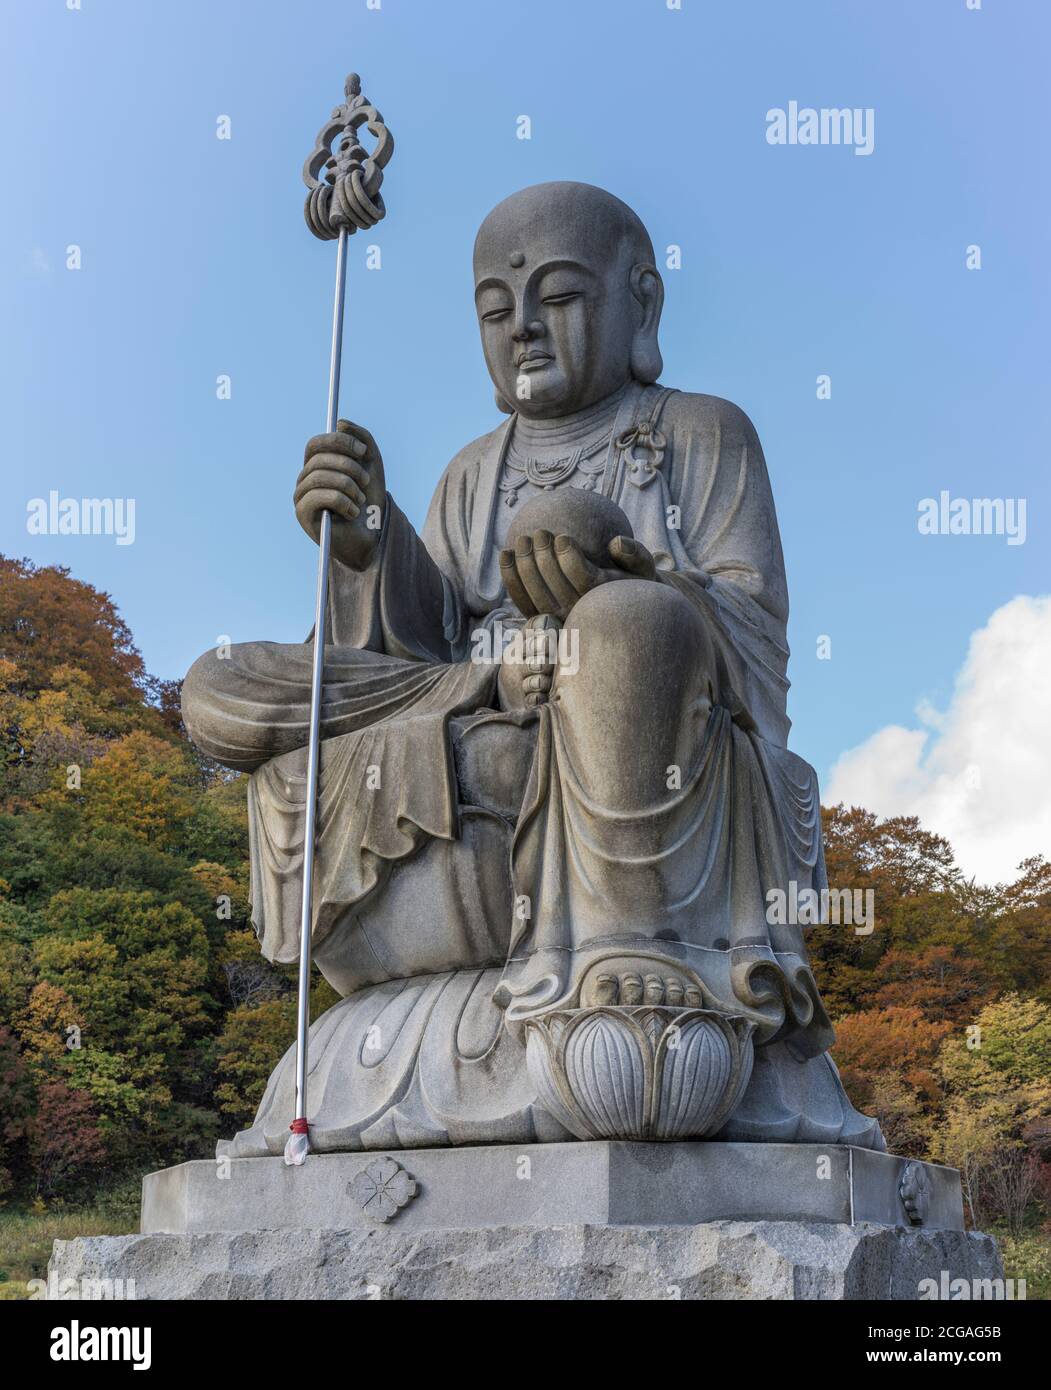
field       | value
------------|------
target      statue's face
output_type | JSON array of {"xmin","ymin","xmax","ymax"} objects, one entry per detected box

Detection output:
[
  {"xmin": 474, "ymin": 189, "xmax": 643, "ymax": 418},
  {"xmin": 474, "ymin": 256, "xmax": 637, "ymax": 418}
]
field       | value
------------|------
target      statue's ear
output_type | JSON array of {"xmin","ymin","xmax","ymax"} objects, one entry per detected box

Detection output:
[
  {"xmin": 495, "ymin": 389, "xmax": 515, "ymax": 414},
  {"xmin": 629, "ymin": 264, "xmax": 664, "ymax": 384}
]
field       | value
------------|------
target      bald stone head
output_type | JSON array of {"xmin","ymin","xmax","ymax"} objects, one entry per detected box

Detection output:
[{"xmin": 473, "ymin": 182, "xmax": 664, "ymax": 418}]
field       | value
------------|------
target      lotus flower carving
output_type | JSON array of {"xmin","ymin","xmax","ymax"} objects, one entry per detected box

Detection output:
[{"xmin": 524, "ymin": 1006, "xmax": 755, "ymax": 1143}]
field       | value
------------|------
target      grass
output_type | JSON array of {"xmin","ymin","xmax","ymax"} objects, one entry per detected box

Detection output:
[
  {"xmin": 995, "ymin": 1226, "xmax": 1051, "ymax": 1301},
  {"xmin": 0, "ymin": 1181, "xmax": 139, "ymax": 1301}
]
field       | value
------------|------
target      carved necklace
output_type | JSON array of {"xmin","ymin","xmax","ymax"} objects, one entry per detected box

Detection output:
[{"xmin": 500, "ymin": 428, "xmax": 614, "ymax": 508}]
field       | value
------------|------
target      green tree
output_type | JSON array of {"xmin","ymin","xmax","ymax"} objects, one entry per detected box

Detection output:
[
  {"xmin": 34, "ymin": 889, "xmax": 212, "ymax": 1092},
  {"xmin": 215, "ymin": 998, "xmax": 296, "ymax": 1130}
]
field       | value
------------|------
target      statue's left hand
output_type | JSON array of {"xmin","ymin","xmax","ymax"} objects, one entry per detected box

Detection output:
[{"xmin": 499, "ymin": 531, "xmax": 657, "ymax": 620}]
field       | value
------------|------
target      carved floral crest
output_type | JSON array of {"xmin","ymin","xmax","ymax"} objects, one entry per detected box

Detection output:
[{"xmin": 350, "ymin": 1156, "xmax": 418, "ymax": 1222}]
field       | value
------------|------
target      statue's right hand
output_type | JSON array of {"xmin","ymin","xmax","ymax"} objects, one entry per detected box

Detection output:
[{"xmin": 295, "ymin": 419, "xmax": 387, "ymax": 570}]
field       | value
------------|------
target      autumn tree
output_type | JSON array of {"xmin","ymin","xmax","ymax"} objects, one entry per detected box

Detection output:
[
  {"xmin": 832, "ymin": 1004, "xmax": 954, "ymax": 1152},
  {"xmin": 0, "ymin": 557, "xmax": 147, "ymax": 705},
  {"xmin": 931, "ymin": 995, "xmax": 1051, "ymax": 1230},
  {"xmin": 811, "ymin": 806, "xmax": 963, "ymax": 1015},
  {"xmin": 0, "ymin": 1026, "xmax": 34, "ymax": 1198},
  {"xmin": 26, "ymin": 1082, "xmax": 107, "ymax": 1197},
  {"xmin": 71, "ymin": 731, "xmax": 200, "ymax": 850},
  {"xmin": 869, "ymin": 945, "xmax": 995, "ymax": 1023}
]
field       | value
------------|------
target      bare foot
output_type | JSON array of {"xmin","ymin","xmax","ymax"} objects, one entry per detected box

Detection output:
[{"xmin": 579, "ymin": 956, "xmax": 705, "ymax": 1008}]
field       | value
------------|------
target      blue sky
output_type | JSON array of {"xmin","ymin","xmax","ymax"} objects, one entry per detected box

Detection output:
[{"xmin": 2, "ymin": 0, "xmax": 1048, "ymax": 861}]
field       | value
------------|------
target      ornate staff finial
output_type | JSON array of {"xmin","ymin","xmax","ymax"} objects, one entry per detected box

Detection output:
[{"xmin": 302, "ymin": 72, "xmax": 394, "ymax": 240}]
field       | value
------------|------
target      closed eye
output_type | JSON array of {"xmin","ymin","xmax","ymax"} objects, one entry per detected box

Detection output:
[
  {"xmin": 542, "ymin": 292, "xmax": 582, "ymax": 306},
  {"xmin": 481, "ymin": 307, "xmax": 512, "ymax": 321}
]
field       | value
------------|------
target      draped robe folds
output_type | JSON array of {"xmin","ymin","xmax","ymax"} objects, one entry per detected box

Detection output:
[{"xmin": 184, "ymin": 381, "xmax": 883, "ymax": 1154}]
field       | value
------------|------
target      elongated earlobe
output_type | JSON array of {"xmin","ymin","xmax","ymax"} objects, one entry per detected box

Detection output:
[
  {"xmin": 495, "ymin": 389, "xmax": 515, "ymax": 414},
  {"xmin": 631, "ymin": 336, "xmax": 663, "ymax": 384},
  {"xmin": 629, "ymin": 264, "xmax": 664, "ymax": 384}
]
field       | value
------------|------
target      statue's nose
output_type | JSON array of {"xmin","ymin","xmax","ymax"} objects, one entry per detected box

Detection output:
[{"xmin": 511, "ymin": 318, "xmax": 546, "ymax": 342}]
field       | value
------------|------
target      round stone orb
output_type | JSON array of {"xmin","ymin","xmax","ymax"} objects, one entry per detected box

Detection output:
[{"xmin": 506, "ymin": 489, "xmax": 633, "ymax": 563}]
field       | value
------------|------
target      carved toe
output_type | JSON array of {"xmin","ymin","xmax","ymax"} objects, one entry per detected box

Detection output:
[{"xmin": 620, "ymin": 972, "xmax": 644, "ymax": 1005}]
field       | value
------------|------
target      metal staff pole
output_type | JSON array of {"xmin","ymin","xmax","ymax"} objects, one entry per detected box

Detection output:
[{"xmin": 286, "ymin": 74, "xmax": 393, "ymax": 1166}]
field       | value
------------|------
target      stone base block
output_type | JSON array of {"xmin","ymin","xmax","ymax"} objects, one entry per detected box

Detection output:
[
  {"xmin": 140, "ymin": 1141, "xmax": 964, "ymax": 1235},
  {"xmin": 48, "ymin": 1222, "xmax": 1002, "ymax": 1300}
]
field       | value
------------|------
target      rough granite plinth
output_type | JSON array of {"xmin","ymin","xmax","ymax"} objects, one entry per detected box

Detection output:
[
  {"xmin": 48, "ymin": 1143, "xmax": 993, "ymax": 1300},
  {"xmin": 48, "ymin": 1222, "xmax": 1002, "ymax": 1301},
  {"xmin": 141, "ymin": 1142, "xmax": 964, "ymax": 1235}
]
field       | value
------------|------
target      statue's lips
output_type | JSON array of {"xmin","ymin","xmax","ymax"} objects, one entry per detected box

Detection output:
[{"xmin": 516, "ymin": 352, "xmax": 554, "ymax": 371}]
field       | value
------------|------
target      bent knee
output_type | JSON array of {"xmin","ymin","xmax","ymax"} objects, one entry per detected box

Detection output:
[
  {"xmin": 568, "ymin": 578, "xmax": 702, "ymax": 648},
  {"xmin": 181, "ymin": 647, "xmax": 221, "ymax": 723},
  {"xmin": 182, "ymin": 644, "xmax": 242, "ymax": 713},
  {"xmin": 183, "ymin": 640, "xmax": 286, "ymax": 701},
  {"xmin": 181, "ymin": 642, "xmax": 282, "ymax": 768},
  {"xmin": 181, "ymin": 647, "xmax": 233, "ymax": 749},
  {"xmin": 563, "ymin": 579, "xmax": 717, "ymax": 694}
]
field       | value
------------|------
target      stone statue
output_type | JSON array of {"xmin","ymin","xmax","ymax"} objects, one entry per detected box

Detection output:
[{"xmin": 183, "ymin": 181, "xmax": 883, "ymax": 1156}]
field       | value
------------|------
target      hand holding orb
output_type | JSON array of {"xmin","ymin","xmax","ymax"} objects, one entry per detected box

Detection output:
[{"xmin": 500, "ymin": 489, "xmax": 655, "ymax": 621}]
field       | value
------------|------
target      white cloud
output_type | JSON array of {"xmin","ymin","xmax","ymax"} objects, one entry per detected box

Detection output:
[{"xmin": 826, "ymin": 595, "xmax": 1051, "ymax": 885}]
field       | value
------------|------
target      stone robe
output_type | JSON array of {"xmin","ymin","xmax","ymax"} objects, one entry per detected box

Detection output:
[{"xmin": 184, "ymin": 381, "xmax": 883, "ymax": 1155}]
